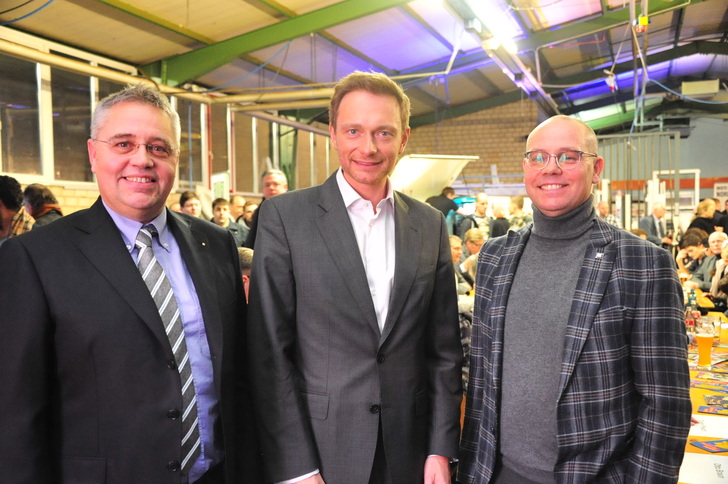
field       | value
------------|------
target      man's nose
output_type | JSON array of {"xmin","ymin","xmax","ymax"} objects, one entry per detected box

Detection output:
[{"xmin": 359, "ymin": 134, "xmax": 377, "ymax": 154}]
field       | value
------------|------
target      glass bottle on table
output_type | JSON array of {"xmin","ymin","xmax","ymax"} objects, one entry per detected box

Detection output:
[{"xmin": 685, "ymin": 291, "xmax": 698, "ymax": 334}]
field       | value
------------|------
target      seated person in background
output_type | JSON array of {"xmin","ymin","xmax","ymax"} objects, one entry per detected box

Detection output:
[
  {"xmin": 630, "ymin": 228, "xmax": 648, "ymax": 240},
  {"xmin": 708, "ymin": 231, "xmax": 728, "ymax": 259},
  {"xmin": 211, "ymin": 198, "xmax": 249, "ymax": 247},
  {"xmin": 0, "ymin": 175, "xmax": 34, "ymax": 247},
  {"xmin": 169, "ymin": 201, "xmax": 182, "ymax": 212},
  {"xmin": 638, "ymin": 203, "xmax": 673, "ymax": 247},
  {"xmin": 460, "ymin": 227, "xmax": 484, "ymax": 281},
  {"xmin": 707, "ymin": 242, "xmax": 728, "ymax": 312},
  {"xmin": 179, "ymin": 190, "xmax": 202, "ymax": 218},
  {"xmin": 237, "ymin": 247, "xmax": 254, "ymax": 302},
  {"xmin": 450, "ymin": 234, "xmax": 473, "ymax": 294},
  {"xmin": 676, "ymin": 228, "xmax": 709, "ymax": 272},
  {"xmin": 490, "ymin": 205, "xmax": 510, "ymax": 238},
  {"xmin": 23, "ymin": 183, "xmax": 63, "ymax": 227},
  {"xmin": 687, "ymin": 198, "xmax": 718, "ymax": 234},
  {"xmin": 682, "ymin": 234, "xmax": 717, "ymax": 291}
]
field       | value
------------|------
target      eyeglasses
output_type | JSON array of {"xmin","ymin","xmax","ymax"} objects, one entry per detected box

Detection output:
[
  {"xmin": 93, "ymin": 138, "xmax": 176, "ymax": 159},
  {"xmin": 524, "ymin": 150, "xmax": 598, "ymax": 170}
]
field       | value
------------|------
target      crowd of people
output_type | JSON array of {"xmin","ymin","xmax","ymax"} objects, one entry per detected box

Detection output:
[{"xmin": 0, "ymin": 73, "xmax": 710, "ymax": 484}]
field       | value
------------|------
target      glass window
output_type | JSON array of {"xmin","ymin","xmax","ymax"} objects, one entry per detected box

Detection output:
[
  {"xmin": 256, "ymin": 119, "xmax": 273, "ymax": 190},
  {"xmin": 177, "ymin": 98, "xmax": 203, "ymax": 188},
  {"xmin": 51, "ymin": 67, "xmax": 93, "ymax": 181},
  {"xmin": 210, "ymin": 103, "xmax": 229, "ymax": 177},
  {"xmin": 280, "ymin": 123, "xmax": 297, "ymax": 189},
  {"xmin": 98, "ymin": 79, "xmax": 126, "ymax": 102},
  {"xmin": 0, "ymin": 53, "xmax": 41, "ymax": 175},
  {"xmin": 233, "ymin": 114, "xmax": 255, "ymax": 193},
  {"xmin": 314, "ymin": 132, "xmax": 334, "ymax": 186}
]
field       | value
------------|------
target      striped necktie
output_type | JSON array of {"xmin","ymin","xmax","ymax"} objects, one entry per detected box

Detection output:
[{"xmin": 135, "ymin": 224, "xmax": 201, "ymax": 475}]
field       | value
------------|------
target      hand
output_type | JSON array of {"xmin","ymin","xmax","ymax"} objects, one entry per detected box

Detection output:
[
  {"xmin": 424, "ymin": 455, "xmax": 451, "ymax": 484},
  {"xmin": 461, "ymin": 254, "xmax": 477, "ymax": 271}
]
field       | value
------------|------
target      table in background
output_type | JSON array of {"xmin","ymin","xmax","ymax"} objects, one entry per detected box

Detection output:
[{"xmin": 679, "ymin": 312, "xmax": 728, "ymax": 484}]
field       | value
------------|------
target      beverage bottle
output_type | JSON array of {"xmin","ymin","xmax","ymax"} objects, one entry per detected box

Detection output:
[{"xmin": 685, "ymin": 290, "xmax": 698, "ymax": 333}]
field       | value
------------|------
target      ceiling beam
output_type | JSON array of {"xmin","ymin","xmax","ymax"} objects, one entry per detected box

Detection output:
[
  {"xmin": 517, "ymin": 0, "xmax": 714, "ymax": 52},
  {"xmin": 545, "ymin": 41, "xmax": 728, "ymax": 89},
  {"xmin": 647, "ymin": 100, "xmax": 728, "ymax": 116},
  {"xmin": 141, "ymin": 0, "xmax": 410, "ymax": 86},
  {"xmin": 96, "ymin": 0, "xmax": 311, "ymax": 84},
  {"xmin": 253, "ymin": 0, "xmax": 394, "ymax": 75}
]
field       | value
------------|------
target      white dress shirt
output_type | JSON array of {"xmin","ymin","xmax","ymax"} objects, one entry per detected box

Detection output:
[{"xmin": 336, "ymin": 168, "xmax": 395, "ymax": 333}]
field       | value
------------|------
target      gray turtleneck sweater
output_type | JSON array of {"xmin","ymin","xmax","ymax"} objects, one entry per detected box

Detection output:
[{"xmin": 498, "ymin": 197, "xmax": 597, "ymax": 483}]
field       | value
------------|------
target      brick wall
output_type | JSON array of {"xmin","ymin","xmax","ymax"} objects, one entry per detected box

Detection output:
[{"xmin": 404, "ymin": 99, "xmax": 540, "ymax": 196}]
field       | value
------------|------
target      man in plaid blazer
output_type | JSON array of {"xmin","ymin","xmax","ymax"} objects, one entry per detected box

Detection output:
[{"xmin": 459, "ymin": 116, "xmax": 691, "ymax": 483}]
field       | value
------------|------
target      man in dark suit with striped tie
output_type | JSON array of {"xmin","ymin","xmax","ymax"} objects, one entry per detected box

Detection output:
[{"xmin": 0, "ymin": 84, "xmax": 259, "ymax": 483}]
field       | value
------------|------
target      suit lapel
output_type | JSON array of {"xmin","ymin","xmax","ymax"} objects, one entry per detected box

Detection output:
[
  {"xmin": 315, "ymin": 175, "xmax": 380, "ymax": 336},
  {"xmin": 557, "ymin": 221, "xmax": 615, "ymax": 397},
  {"xmin": 380, "ymin": 193, "xmax": 418, "ymax": 344},
  {"xmin": 74, "ymin": 199, "xmax": 170, "ymax": 349},
  {"xmin": 167, "ymin": 212, "xmax": 224, "ymax": 386}
]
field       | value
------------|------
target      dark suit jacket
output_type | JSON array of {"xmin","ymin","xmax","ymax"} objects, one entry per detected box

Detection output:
[
  {"xmin": 0, "ymin": 198, "xmax": 259, "ymax": 483},
  {"xmin": 459, "ymin": 220, "xmax": 691, "ymax": 483},
  {"xmin": 248, "ymin": 174, "xmax": 462, "ymax": 484}
]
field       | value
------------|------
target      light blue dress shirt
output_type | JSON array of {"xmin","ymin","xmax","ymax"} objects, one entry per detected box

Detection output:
[{"xmin": 104, "ymin": 202, "xmax": 222, "ymax": 482}]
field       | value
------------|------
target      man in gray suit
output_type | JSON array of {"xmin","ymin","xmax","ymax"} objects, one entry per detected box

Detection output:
[
  {"xmin": 639, "ymin": 202, "xmax": 673, "ymax": 248},
  {"xmin": 248, "ymin": 71, "xmax": 462, "ymax": 484}
]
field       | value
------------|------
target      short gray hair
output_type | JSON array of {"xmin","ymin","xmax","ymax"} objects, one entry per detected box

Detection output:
[{"xmin": 91, "ymin": 83, "xmax": 181, "ymax": 149}]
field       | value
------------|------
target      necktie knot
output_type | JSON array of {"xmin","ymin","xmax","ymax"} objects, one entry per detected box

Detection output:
[{"xmin": 136, "ymin": 224, "xmax": 158, "ymax": 249}]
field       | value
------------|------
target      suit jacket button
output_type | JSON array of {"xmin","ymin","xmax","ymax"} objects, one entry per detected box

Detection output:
[
  {"xmin": 167, "ymin": 359, "xmax": 176, "ymax": 369},
  {"xmin": 370, "ymin": 404, "xmax": 380, "ymax": 414},
  {"xmin": 167, "ymin": 408, "xmax": 180, "ymax": 419},
  {"xmin": 377, "ymin": 354, "xmax": 385, "ymax": 364},
  {"xmin": 167, "ymin": 461, "xmax": 180, "ymax": 472}
]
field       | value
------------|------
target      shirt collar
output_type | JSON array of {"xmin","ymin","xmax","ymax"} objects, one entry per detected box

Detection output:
[
  {"xmin": 335, "ymin": 168, "xmax": 394, "ymax": 210},
  {"xmin": 102, "ymin": 200, "xmax": 171, "ymax": 254}
]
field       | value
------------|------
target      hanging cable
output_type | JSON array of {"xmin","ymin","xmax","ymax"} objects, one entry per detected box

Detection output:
[
  {"xmin": 200, "ymin": 40, "xmax": 293, "ymax": 93},
  {"xmin": 0, "ymin": 0, "xmax": 55, "ymax": 25},
  {"xmin": 0, "ymin": 0, "xmax": 36, "ymax": 16}
]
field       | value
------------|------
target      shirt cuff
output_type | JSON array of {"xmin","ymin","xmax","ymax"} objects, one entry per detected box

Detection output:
[{"xmin": 276, "ymin": 469, "xmax": 319, "ymax": 484}]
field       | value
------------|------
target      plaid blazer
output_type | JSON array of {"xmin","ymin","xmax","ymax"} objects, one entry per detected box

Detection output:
[{"xmin": 459, "ymin": 218, "xmax": 691, "ymax": 483}]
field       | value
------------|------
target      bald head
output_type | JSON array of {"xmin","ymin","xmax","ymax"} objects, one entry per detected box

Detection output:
[
  {"xmin": 474, "ymin": 192, "xmax": 488, "ymax": 217},
  {"xmin": 526, "ymin": 115, "xmax": 598, "ymax": 155},
  {"xmin": 597, "ymin": 200, "xmax": 609, "ymax": 217}
]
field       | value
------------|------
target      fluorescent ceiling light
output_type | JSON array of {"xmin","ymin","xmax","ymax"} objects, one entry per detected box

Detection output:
[{"xmin": 464, "ymin": 0, "xmax": 521, "ymax": 48}]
